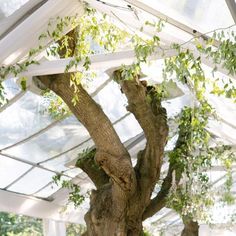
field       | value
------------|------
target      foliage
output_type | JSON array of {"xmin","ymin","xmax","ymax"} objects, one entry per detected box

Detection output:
[
  {"xmin": 52, "ymin": 174, "xmax": 85, "ymax": 207},
  {"xmin": 219, "ymin": 149, "xmax": 236, "ymax": 205},
  {"xmin": 162, "ymin": 38, "xmax": 236, "ymax": 222},
  {"xmin": 0, "ymin": 212, "xmax": 42, "ymax": 236},
  {"xmin": 199, "ymin": 30, "xmax": 236, "ymax": 76},
  {"xmin": 66, "ymin": 223, "xmax": 86, "ymax": 236},
  {"xmin": 41, "ymin": 90, "xmax": 71, "ymax": 119},
  {"xmin": 0, "ymin": 82, "xmax": 8, "ymax": 107}
]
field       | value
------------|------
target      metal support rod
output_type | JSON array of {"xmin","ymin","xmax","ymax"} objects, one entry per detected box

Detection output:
[{"xmin": 225, "ymin": 0, "xmax": 236, "ymax": 24}]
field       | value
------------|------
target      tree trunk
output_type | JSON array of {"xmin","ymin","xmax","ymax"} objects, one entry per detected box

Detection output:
[
  {"xmin": 181, "ymin": 220, "xmax": 199, "ymax": 236},
  {"xmin": 84, "ymin": 184, "xmax": 145, "ymax": 236},
  {"xmin": 37, "ymin": 73, "xmax": 146, "ymax": 235}
]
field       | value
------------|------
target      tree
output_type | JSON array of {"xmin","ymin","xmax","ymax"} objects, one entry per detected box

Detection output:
[
  {"xmin": 0, "ymin": 212, "xmax": 42, "ymax": 236},
  {"xmin": 1, "ymin": 6, "xmax": 236, "ymax": 236}
]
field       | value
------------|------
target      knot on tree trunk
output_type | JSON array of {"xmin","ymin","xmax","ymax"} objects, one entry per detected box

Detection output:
[{"xmin": 95, "ymin": 150, "xmax": 135, "ymax": 193}]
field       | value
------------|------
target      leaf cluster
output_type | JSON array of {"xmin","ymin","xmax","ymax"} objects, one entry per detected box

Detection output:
[{"xmin": 52, "ymin": 174, "xmax": 85, "ymax": 207}]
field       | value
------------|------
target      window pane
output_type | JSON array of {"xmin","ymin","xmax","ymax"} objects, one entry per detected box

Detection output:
[
  {"xmin": 139, "ymin": 0, "xmax": 234, "ymax": 32},
  {"xmin": 8, "ymin": 168, "xmax": 55, "ymax": 195},
  {"xmin": 4, "ymin": 116, "xmax": 89, "ymax": 163},
  {"xmin": 0, "ymin": 155, "xmax": 31, "ymax": 188},
  {"xmin": 0, "ymin": 0, "xmax": 30, "ymax": 18},
  {"xmin": 0, "ymin": 91, "xmax": 52, "ymax": 149},
  {"xmin": 42, "ymin": 139, "xmax": 94, "ymax": 173},
  {"xmin": 34, "ymin": 176, "xmax": 70, "ymax": 198}
]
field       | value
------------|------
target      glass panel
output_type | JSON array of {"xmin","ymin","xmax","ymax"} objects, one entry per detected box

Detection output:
[
  {"xmin": 2, "ymin": 77, "xmax": 21, "ymax": 100},
  {"xmin": 34, "ymin": 176, "xmax": 70, "ymax": 198},
  {"xmin": 163, "ymin": 94, "xmax": 191, "ymax": 118},
  {"xmin": 4, "ymin": 116, "xmax": 90, "ymax": 163},
  {"xmin": 84, "ymin": 71, "xmax": 110, "ymax": 95},
  {"xmin": 114, "ymin": 114, "xmax": 142, "ymax": 142},
  {"xmin": 43, "ymin": 115, "xmax": 142, "ymax": 172},
  {"xmin": 94, "ymin": 80, "xmax": 127, "ymax": 122},
  {"xmin": 128, "ymin": 138, "xmax": 146, "ymax": 158},
  {"xmin": 208, "ymin": 95, "xmax": 236, "ymax": 130},
  {"xmin": 208, "ymin": 119, "xmax": 236, "ymax": 144},
  {"xmin": 209, "ymin": 170, "xmax": 227, "ymax": 187},
  {"xmin": 0, "ymin": 154, "xmax": 31, "ymax": 188},
  {"xmin": 42, "ymin": 139, "xmax": 94, "ymax": 173},
  {"xmin": 0, "ymin": 91, "xmax": 52, "ymax": 149},
  {"xmin": 0, "ymin": 0, "xmax": 30, "ymax": 19},
  {"xmin": 8, "ymin": 167, "xmax": 55, "ymax": 195},
  {"xmin": 139, "ymin": 0, "xmax": 234, "ymax": 32}
]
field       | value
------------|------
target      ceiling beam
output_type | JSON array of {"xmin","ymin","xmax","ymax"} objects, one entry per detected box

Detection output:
[
  {"xmin": 0, "ymin": 0, "xmax": 84, "ymax": 65},
  {"xmin": 0, "ymin": 0, "xmax": 49, "ymax": 40},
  {"xmin": 0, "ymin": 189, "xmax": 85, "ymax": 223},
  {"xmin": 15, "ymin": 50, "xmax": 236, "ymax": 82}
]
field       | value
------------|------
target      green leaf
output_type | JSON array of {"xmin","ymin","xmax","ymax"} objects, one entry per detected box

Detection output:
[{"xmin": 19, "ymin": 77, "xmax": 27, "ymax": 91}]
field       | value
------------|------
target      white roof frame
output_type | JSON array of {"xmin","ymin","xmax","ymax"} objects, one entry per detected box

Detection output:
[
  {"xmin": 0, "ymin": 189, "xmax": 85, "ymax": 223},
  {"xmin": 15, "ymin": 50, "xmax": 236, "ymax": 82},
  {"xmin": 0, "ymin": 0, "xmax": 46, "ymax": 39},
  {"xmin": 0, "ymin": 0, "xmax": 84, "ymax": 65},
  {"xmin": 0, "ymin": 0, "xmax": 236, "ymax": 228}
]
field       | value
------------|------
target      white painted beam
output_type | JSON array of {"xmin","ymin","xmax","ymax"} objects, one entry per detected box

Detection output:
[
  {"xmin": 43, "ymin": 219, "xmax": 66, "ymax": 236},
  {"xmin": 211, "ymin": 165, "xmax": 236, "ymax": 171},
  {"xmin": 0, "ymin": 189, "xmax": 85, "ymax": 224},
  {"xmin": 0, "ymin": 0, "xmax": 84, "ymax": 65},
  {"xmin": 0, "ymin": 0, "xmax": 45, "ymax": 39},
  {"xmin": 17, "ymin": 49, "xmax": 236, "ymax": 83}
]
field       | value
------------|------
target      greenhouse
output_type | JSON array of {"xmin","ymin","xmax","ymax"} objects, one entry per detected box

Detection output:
[{"xmin": 0, "ymin": 0, "xmax": 236, "ymax": 235}]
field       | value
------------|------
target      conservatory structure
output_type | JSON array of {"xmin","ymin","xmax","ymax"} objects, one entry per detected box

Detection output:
[{"xmin": 0, "ymin": 0, "xmax": 236, "ymax": 235}]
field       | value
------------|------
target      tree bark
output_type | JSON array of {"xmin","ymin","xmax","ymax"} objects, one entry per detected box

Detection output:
[
  {"xmin": 115, "ymin": 72, "xmax": 169, "ymax": 213},
  {"xmin": 37, "ymin": 73, "xmax": 144, "ymax": 235},
  {"xmin": 35, "ymin": 70, "xmax": 193, "ymax": 235},
  {"xmin": 181, "ymin": 220, "xmax": 199, "ymax": 236},
  {"xmin": 75, "ymin": 148, "xmax": 109, "ymax": 188},
  {"xmin": 33, "ymin": 28, "xmax": 171, "ymax": 235}
]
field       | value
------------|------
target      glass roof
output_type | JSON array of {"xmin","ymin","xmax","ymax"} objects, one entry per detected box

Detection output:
[
  {"xmin": 0, "ymin": 91, "xmax": 52, "ymax": 149},
  {"xmin": 8, "ymin": 167, "xmax": 55, "ymax": 195},
  {"xmin": 0, "ymin": 0, "xmax": 30, "ymax": 19},
  {"xmin": 138, "ymin": 0, "xmax": 234, "ymax": 32},
  {"xmin": 0, "ymin": 154, "xmax": 31, "ymax": 188},
  {"xmin": 0, "ymin": 0, "xmax": 235, "ymax": 230}
]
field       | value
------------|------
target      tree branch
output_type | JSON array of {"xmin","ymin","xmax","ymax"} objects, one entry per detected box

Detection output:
[
  {"xmin": 76, "ymin": 148, "xmax": 109, "ymax": 188},
  {"xmin": 114, "ymin": 70, "xmax": 168, "ymax": 202},
  {"xmin": 143, "ymin": 114, "xmax": 192, "ymax": 220},
  {"xmin": 142, "ymin": 160, "xmax": 181, "ymax": 220},
  {"xmin": 36, "ymin": 73, "xmax": 136, "ymax": 194}
]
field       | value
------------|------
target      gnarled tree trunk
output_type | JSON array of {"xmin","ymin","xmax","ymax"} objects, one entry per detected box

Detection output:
[
  {"xmin": 35, "ymin": 68, "xmax": 198, "ymax": 235},
  {"xmin": 181, "ymin": 219, "xmax": 199, "ymax": 236},
  {"xmin": 36, "ymin": 71, "xmax": 169, "ymax": 235}
]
